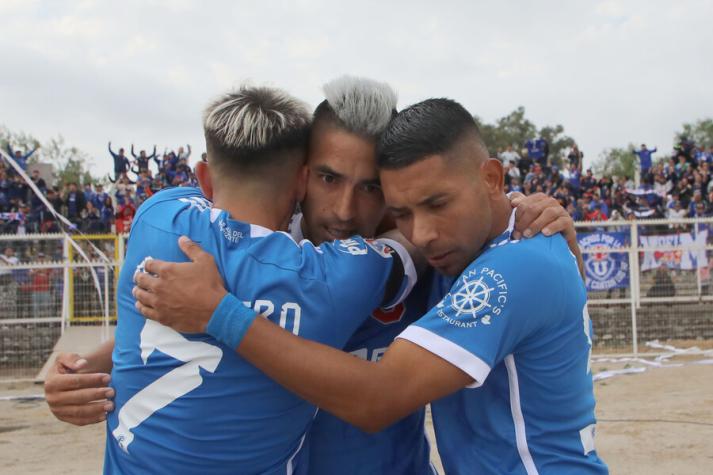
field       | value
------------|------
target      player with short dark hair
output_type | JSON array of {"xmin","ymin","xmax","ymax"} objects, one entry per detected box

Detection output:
[{"xmin": 136, "ymin": 97, "xmax": 607, "ymax": 474}]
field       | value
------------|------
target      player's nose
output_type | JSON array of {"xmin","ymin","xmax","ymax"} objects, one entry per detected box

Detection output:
[
  {"xmin": 334, "ymin": 187, "xmax": 357, "ymax": 222},
  {"xmin": 410, "ymin": 215, "xmax": 438, "ymax": 250}
]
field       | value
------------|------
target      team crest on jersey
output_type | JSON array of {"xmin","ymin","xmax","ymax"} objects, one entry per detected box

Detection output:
[
  {"xmin": 436, "ymin": 267, "xmax": 508, "ymax": 328},
  {"xmin": 371, "ymin": 302, "xmax": 405, "ymax": 324},
  {"xmin": 336, "ymin": 238, "xmax": 369, "ymax": 255},
  {"xmin": 365, "ymin": 239, "xmax": 394, "ymax": 258}
]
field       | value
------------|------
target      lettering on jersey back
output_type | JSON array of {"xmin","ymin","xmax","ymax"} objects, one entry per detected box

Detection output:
[{"xmin": 243, "ymin": 299, "xmax": 302, "ymax": 336}]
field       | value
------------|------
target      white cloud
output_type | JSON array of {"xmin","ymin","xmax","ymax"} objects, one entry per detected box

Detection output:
[{"xmin": 1, "ymin": 0, "xmax": 711, "ymax": 176}]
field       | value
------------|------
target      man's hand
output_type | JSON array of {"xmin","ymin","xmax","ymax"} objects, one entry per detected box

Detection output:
[
  {"xmin": 44, "ymin": 353, "xmax": 113, "ymax": 426},
  {"xmin": 133, "ymin": 236, "xmax": 227, "ymax": 333},
  {"xmin": 509, "ymin": 192, "xmax": 574, "ymax": 241}
]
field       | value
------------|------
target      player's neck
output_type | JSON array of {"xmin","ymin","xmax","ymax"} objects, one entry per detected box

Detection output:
[
  {"xmin": 486, "ymin": 194, "xmax": 512, "ymax": 242},
  {"xmin": 212, "ymin": 189, "xmax": 289, "ymax": 231}
]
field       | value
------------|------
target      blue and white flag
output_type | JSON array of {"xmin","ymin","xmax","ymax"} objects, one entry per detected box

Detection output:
[{"xmin": 579, "ymin": 232, "xmax": 630, "ymax": 291}]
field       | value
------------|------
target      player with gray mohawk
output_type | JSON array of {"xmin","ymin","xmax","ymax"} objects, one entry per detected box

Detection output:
[
  {"xmin": 318, "ymin": 75, "xmax": 397, "ymax": 137},
  {"xmin": 290, "ymin": 75, "xmax": 438, "ymax": 474}
]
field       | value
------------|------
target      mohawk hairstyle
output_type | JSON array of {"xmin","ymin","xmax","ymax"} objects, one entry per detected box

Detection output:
[
  {"xmin": 202, "ymin": 85, "xmax": 311, "ymax": 175},
  {"xmin": 314, "ymin": 75, "xmax": 398, "ymax": 138}
]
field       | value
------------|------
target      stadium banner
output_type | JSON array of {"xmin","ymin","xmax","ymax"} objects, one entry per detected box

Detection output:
[
  {"xmin": 578, "ymin": 232, "xmax": 629, "ymax": 291},
  {"xmin": 639, "ymin": 230, "xmax": 708, "ymax": 271}
]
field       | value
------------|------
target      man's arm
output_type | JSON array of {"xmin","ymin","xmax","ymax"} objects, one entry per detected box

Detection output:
[
  {"xmin": 239, "ymin": 317, "xmax": 470, "ymax": 432},
  {"xmin": 133, "ymin": 242, "xmax": 469, "ymax": 432},
  {"xmin": 24, "ymin": 146, "xmax": 38, "ymax": 160},
  {"xmin": 44, "ymin": 339, "xmax": 115, "ymax": 426},
  {"xmin": 130, "ymin": 144, "xmax": 137, "ymax": 159}
]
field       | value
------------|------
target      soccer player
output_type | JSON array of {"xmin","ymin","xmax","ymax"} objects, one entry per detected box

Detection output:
[
  {"xmin": 45, "ymin": 80, "xmax": 575, "ymax": 473},
  {"xmin": 103, "ymin": 86, "xmax": 417, "ymax": 474},
  {"xmin": 135, "ymin": 98, "xmax": 607, "ymax": 474}
]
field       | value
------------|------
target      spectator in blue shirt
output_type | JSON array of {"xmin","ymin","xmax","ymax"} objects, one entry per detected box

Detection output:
[
  {"xmin": 108, "ymin": 142, "xmax": 131, "ymax": 182},
  {"xmin": 633, "ymin": 144, "xmax": 657, "ymax": 184},
  {"xmin": 92, "ymin": 184, "xmax": 109, "ymax": 211},
  {"xmin": 5, "ymin": 144, "xmax": 38, "ymax": 172},
  {"xmin": 63, "ymin": 182, "xmax": 86, "ymax": 223}
]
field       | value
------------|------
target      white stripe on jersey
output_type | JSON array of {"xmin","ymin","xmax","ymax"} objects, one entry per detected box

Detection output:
[
  {"xmin": 396, "ymin": 326, "xmax": 491, "ymax": 388},
  {"xmin": 505, "ymin": 354, "xmax": 539, "ymax": 475},
  {"xmin": 286, "ymin": 431, "xmax": 308, "ymax": 475}
]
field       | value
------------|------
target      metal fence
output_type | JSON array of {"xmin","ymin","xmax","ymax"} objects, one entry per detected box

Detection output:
[
  {"xmin": 1, "ymin": 220, "xmax": 713, "ymax": 380},
  {"xmin": 0, "ymin": 233, "xmax": 122, "ymax": 380},
  {"xmin": 576, "ymin": 217, "xmax": 713, "ymax": 355}
]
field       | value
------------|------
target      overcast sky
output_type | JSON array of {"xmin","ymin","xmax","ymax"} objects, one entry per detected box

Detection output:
[{"xmin": 1, "ymin": 0, "xmax": 711, "ymax": 177}]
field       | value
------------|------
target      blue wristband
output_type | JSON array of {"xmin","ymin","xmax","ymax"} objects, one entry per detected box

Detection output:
[{"xmin": 206, "ymin": 293, "xmax": 258, "ymax": 349}]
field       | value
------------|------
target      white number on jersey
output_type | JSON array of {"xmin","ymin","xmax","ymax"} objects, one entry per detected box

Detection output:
[
  {"xmin": 245, "ymin": 299, "xmax": 301, "ymax": 336},
  {"xmin": 111, "ymin": 320, "xmax": 223, "ymax": 452}
]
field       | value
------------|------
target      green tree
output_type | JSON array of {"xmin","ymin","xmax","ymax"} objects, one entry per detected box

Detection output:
[
  {"xmin": 592, "ymin": 145, "xmax": 637, "ymax": 179},
  {"xmin": 0, "ymin": 125, "xmax": 41, "ymax": 157},
  {"xmin": 41, "ymin": 135, "xmax": 95, "ymax": 186},
  {"xmin": 474, "ymin": 106, "xmax": 576, "ymax": 168},
  {"xmin": 1, "ymin": 125, "xmax": 98, "ymax": 186},
  {"xmin": 675, "ymin": 118, "xmax": 713, "ymax": 148}
]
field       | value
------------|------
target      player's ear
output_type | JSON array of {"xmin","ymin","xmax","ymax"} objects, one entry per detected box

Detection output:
[
  {"xmin": 481, "ymin": 158, "xmax": 505, "ymax": 195},
  {"xmin": 195, "ymin": 161, "xmax": 214, "ymax": 200}
]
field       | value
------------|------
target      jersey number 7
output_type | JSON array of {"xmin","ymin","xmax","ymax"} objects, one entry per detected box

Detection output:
[{"xmin": 111, "ymin": 320, "xmax": 223, "ymax": 452}]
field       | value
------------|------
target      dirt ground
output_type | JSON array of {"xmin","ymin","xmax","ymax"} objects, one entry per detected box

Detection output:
[{"xmin": 1, "ymin": 357, "xmax": 712, "ymax": 474}]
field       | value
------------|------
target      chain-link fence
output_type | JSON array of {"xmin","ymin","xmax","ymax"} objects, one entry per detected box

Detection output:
[
  {"xmin": 0, "ymin": 233, "xmax": 120, "ymax": 381},
  {"xmin": 2, "ymin": 221, "xmax": 713, "ymax": 380}
]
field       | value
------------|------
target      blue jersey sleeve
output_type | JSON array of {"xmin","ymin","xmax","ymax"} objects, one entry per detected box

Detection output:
[
  {"xmin": 315, "ymin": 236, "xmax": 416, "ymax": 317},
  {"xmin": 398, "ymin": 235, "xmax": 573, "ymax": 387}
]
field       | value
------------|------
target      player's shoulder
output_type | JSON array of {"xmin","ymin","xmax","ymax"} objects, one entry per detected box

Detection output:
[
  {"xmin": 484, "ymin": 232, "xmax": 570, "ymax": 267},
  {"xmin": 131, "ymin": 186, "xmax": 215, "ymax": 239},
  {"xmin": 467, "ymin": 233, "xmax": 580, "ymax": 297}
]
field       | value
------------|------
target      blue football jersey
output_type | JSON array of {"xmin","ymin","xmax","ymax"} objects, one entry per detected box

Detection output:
[
  {"xmin": 288, "ymin": 214, "xmax": 435, "ymax": 475},
  {"xmin": 105, "ymin": 187, "xmax": 414, "ymax": 475},
  {"xmin": 398, "ymin": 212, "xmax": 608, "ymax": 475}
]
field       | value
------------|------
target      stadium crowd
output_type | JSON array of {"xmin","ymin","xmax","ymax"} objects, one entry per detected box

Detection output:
[
  {"xmin": 2, "ymin": 137, "xmax": 713, "ymax": 238},
  {"xmin": 500, "ymin": 138, "xmax": 713, "ymax": 222},
  {"xmin": 0, "ymin": 142, "xmax": 197, "ymax": 235}
]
